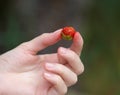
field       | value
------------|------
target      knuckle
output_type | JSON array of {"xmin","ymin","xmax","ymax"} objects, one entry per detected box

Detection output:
[
  {"xmin": 55, "ymin": 76, "xmax": 61, "ymax": 85},
  {"xmin": 40, "ymin": 33, "xmax": 50, "ymax": 46},
  {"xmin": 19, "ymin": 42, "xmax": 29, "ymax": 49},
  {"xmin": 55, "ymin": 76, "xmax": 68, "ymax": 95},
  {"xmin": 61, "ymin": 86, "xmax": 68, "ymax": 95},
  {"xmin": 73, "ymin": 75, "xmax": 78, "ymax": 84},
  {"xmin": 0, "ymin": 56, "xmax": 9, "ymax": 64},
  {"xmin": 41, "ymin": 33, "xmax": 49, "ymax": 37},
  {"xmin": 77, "ymin": 63, "xmax": 84, "ymax": 75},
  {"xmin": 67, "ymin": 50, "xmax": 77, "ymax": 62},
  {"xmin": 81, "ymin": 64, "xmax": 84, "ymax": 73},
  {"xmin": 19, "ymin": 42, "xmax": 35, "ymax": 54},
  {"xmin": 71, "ymin": 75, "xmax": 78, "ymax": 85},
  {"xmin": 57, "ymin": 65, "xmax": 64, "ymax": 75},
  {"xmin": 19, "ymin": 42, "xmax": 33, "ymax": 53}
]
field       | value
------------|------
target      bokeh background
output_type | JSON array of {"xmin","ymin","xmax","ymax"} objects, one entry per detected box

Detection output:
[{"xmin": 0, "ymin": 0, "xmax": 120, "ymax": 95}]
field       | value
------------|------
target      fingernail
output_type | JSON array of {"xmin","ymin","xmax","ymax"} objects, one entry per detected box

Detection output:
[
  {"xmin": 60, "ymin": 47, "xmax": 66, "ymax": 54},
  {"xmin": 46, "ymin": 63, "xmax": 54, "ymax": 69},
  {"xmin": 44, "ymin": 73, "xmax": 52, "ymax": 78}
]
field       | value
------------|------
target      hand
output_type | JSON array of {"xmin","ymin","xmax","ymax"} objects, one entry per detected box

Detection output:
[{"xmin": 0, "ymin": 29, "xmax": 84, "ymax": 95}]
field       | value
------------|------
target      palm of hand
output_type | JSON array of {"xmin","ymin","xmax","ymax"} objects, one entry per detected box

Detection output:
[{"xmin": 0, "ymin": 47, "xmax": 58, "ymax": 95}]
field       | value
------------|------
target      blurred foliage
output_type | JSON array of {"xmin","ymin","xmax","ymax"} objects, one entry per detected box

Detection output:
[
  {"xmin": 0, "ymin": 0, "xmax": 120, "ymax": 95},
  {"xmin": 81, "ymin": 0, "xmax": 120, "ymax": 95}
]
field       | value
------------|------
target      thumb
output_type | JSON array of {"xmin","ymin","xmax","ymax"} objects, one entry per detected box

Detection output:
[{"xmin": 20, "ymin": 29, "xmax": 62, "ymax": 54}]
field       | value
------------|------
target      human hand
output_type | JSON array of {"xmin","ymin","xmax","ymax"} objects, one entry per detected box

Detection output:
[{"xmin": 0, "ymin": 29, "xmax": 84, "ymax": 95}]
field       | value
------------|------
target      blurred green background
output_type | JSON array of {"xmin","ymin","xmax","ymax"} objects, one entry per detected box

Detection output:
[{"xmin": 0, "ymin": 0, "xmax": 120, "ymax": 95}]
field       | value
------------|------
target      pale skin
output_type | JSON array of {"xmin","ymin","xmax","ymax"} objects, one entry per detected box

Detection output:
[{"xmin": 0, "ymin": 29, "xmax": 84, "ymax": 95}]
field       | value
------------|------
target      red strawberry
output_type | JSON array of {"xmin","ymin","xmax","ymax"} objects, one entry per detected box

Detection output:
[{"xmin": 61, "ymin": 26, "xmax": 76, "ymax": 40}]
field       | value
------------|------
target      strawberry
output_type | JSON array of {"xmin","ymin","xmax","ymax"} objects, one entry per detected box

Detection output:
[{"xmin": 61, "ymin": 26, "xmax": 76, "ymax": 40}]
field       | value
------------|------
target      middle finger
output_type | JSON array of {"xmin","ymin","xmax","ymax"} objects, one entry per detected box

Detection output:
[{"xmin": 58, "ymin": 47, "xmax": 84, "ymax": 75}]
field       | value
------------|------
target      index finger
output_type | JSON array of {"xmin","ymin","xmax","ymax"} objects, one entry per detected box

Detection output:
[
  {"xmin": 70, "ymin": 32, "xmax": 84, "ymax": 56},
  {"xmin": 21, "ymin": 29, "xmax": 62, "ymax": 55}
]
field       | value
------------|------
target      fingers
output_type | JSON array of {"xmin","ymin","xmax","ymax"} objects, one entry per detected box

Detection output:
[
  {"xmin": 58, "ymin": 47, "xmax": 84, "ymax": 75},
  {"xmin": 44, "ymin": 72, "xmax": 67, "ymax": 95},
  {"xmin": 45, "ymin": 63, "xmax": 77, "ymax": 87},
  {"xmin": 40, "ymin": 53, "xmax": 59, "ymax": 63},
  {"xmin": 19, "ymin": 29, "xmax": 62, "ymax": 54},
  {"xmin": 70, "ymin": 32, "xmax": 84, "ymax": 56}
]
